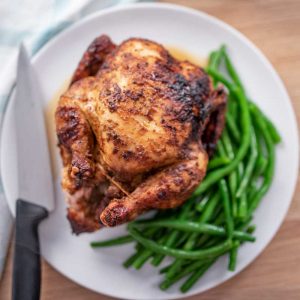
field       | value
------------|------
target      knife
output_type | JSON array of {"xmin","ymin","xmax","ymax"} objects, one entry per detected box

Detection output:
[{"xmin": 12, "ymin": 45, "xmax": 55, "ymax": 300}]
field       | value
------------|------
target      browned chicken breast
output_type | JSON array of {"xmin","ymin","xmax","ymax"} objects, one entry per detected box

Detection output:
[{"xmin": 55, "ymin": 35, "xmax": 226, "ymax": 234}]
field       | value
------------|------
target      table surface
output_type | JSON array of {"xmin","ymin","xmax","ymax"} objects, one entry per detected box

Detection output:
[{"xmin": 1, "ymin": 0, "xmax": 300, "ymax": 299}]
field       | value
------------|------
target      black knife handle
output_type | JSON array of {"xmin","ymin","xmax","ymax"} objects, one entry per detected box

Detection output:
[{"xmin": 13, "ymin": 199, "xmax": 48, "ymax": 300}]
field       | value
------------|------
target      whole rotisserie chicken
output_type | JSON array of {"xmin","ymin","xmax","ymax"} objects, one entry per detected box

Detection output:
[{"xmin": 55, "ymin": 35, "xmax": 226, "ymax": 234}]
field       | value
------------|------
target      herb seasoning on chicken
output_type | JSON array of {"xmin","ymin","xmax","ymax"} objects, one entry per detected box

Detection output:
[{"xmin": 55, "ymin": 35, "xmax": 227, "ymax": 234}]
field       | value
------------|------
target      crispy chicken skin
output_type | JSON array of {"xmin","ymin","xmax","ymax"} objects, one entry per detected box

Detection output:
[{"xmin": 55, "ymin": 35, "xmax": 226, "ymax": 233}]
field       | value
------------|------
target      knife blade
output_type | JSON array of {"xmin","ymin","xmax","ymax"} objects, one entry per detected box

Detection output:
[
  {"xmin": 14, "ymin": 45, "xmax": 54, "ymax": 211},
  {"xmin": 12, "ymin": 44, "xmax": 55, "ymax": 300}
]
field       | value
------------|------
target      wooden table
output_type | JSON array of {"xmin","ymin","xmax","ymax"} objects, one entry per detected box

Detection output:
[{"xmin": 1, "ymin": 0, "xmax": 300, "ymax": 299}]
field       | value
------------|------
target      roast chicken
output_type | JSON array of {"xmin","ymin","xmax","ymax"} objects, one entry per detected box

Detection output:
[{"xmin": 55, "ymin": 35, "xmax": 226, "ymax": 234}]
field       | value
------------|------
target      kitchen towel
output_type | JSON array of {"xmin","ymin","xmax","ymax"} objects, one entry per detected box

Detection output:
[{"xmin": 0, "ymin": 0, "xmax": 142, "ymax": 279}]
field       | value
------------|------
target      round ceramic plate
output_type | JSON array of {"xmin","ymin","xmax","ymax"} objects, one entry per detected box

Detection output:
[{"xmin": 1, "ymin": 3, "xmax": 298, "ymax": 300}]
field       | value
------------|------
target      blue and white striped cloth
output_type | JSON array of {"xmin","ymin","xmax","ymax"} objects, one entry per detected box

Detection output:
[{"xmin": 0, "ymin": 0, "xmax": 141, "ymax": 279}]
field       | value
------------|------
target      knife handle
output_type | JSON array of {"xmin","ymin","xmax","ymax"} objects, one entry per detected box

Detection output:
[{"xmin": 13, "ymin": 199, "xmax": 48, "ymax": 300}]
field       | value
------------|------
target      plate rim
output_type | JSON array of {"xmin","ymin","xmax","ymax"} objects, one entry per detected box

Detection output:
[{"xmin": 1, "ymin": 2, "xmax": 299, "ymax": 299}]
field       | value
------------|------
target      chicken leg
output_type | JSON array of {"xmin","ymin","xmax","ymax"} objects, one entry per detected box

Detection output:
[{"xmin": 100, "ymin": 145, "xmax": 208, "ymax": 226}]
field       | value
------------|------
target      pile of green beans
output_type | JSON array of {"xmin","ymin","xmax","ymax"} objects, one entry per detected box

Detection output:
[{"xmin": 90, "ymin": 45, "xmax": 281, "ymax": 293}]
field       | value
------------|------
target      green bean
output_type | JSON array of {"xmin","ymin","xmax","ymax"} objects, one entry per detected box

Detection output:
[
  {"xmin": 250, "ymin": 101, "xmax": 281, "ymax": 144},
  {"xmin": 216, "ymin": 140, "xmax": 227, "ymax": 158},
  {"xmin": 228, "ymin": 97, "xmax": 238, "ymax": 120},
  {"xmin": 221, "ymin": 47, "xmax": 245, "ymax": 93},
  {"xmin": 222, "ymin": 46, "xmax": 280, "ymax": 145},
  {"xmin": 90, "ymin": 235, "xmax": 133, "ymax": 248},
  {"xmin": 165, "ymin": 191, "xmax": 221, "ymax": 279},
  {"xmin": 236, "ymin": 215, "xmax": 253, "ymax": 231},
  {"xmin": 200, "ymin": 236, "xmax": 223, "ymax": 250},
  {"xmin": 150, "ymin": 199, "xmax": 194, "ymax": 266},
  {"xmin": 192, "ymin": 202, "xmax": 224, "ymax": 251},
  {"xmin": 134, "ymin": 242, "xmax": 142, "ymax": 251},
  {"xmin": 221, "ymin": 128, "xmax": 238, "ymax": 215},
  {"xmin": 160, "ymin": 276, "xmax": 182, "ymax": 290},
  {"xmin": 231, "ymin": 197, "xmax": 238, "ymax": 219},
  {"xmin": 212, "ymin": 210, "xmax": 226, "ymax": 226},
  {"xmin": 134, "ymin": 229, "xmax": 173, "ymax": 269},
  {"xmin": 180, "ymin": 265, "xmax": 210, "ymax": 293},
  {"xmin": 221, "ymin": 127, "xmax": 234, "ymax": 160},
  {"xmin": 160, "ymin": 264, "xmax": 171, "ymax": 274},
  {"xmin": 208, "ymin": 51, "xmax": 217, "ymax": 67},
  {"xmin": 253, "ymin": 156, "xmax": 268, "ymax": 178},
  {"xmin": 184, "ymin": 191, "xmax": 221, "ymax": 249},
  {"xmin": 219, "ymin": 179, "xmax": 234, "ymax": 239},
  {"xmin": 232, "ymin": 164, "xmax": 242, "ymax": 218},
  {"xmin": 195, "ymin": 193, "xmax": 210, "ymax": 212},
  {"xmin": 160, "ymin": 261, "xmax": 195, "ymax": 275},
  {"xmin": 207, "ymin": 49, "xmax": 223, "ymax": 87},
  {"xmin": 130, "ymin": 248, "xmax": 153, "ymax": 269},
  {"xmin": 195, "ymin": 216, "xmax": 225, "ymax": 248},
  {"xmin": 168, "ymin": 255, "xmax": 224, "ymax": 293},
  {"xmin": 194, "ymin": 75, "xmax": 251, "ymax": 195},
  {"xmin": 247, "ymin": 183, "xmax": 258, "ymax": 202},
  {"xmin": 236, "ymin": 126, "xmax": 258, "ymax": 198},
  {"xmin": 180, "ymin": 251, "xmax": 231, "ymax": 293},
  {"xmin": 134, "ymin": 220, "xmax": 255, "ymax": 242},
  {"xmin": 247, "ymin": 225, "xmax": 256, "ymax": 234},
  {"xmin": 229, "ymin": 172, "xmax": 238, "ymax": 217},
  {"xmin": 123, "ymin": 249, "xmax": 143, "ymax": 268},
  {"xmin": 132, "ymin": 249, "xmax": 153, "ymax": 269},
  {"xmin": 222, "ymin": 128, "xmax": 235, "ymax": 160},
  {"xmin": 135, "ymin": 227, "xmax": 169, "ymax": 268},
  {"xmin": 125, "ymin": 227, "xmax": 164, "ymax": 268},
  {"xmin": 228, "ymin": 244, "xmax": 238, "ymax": 271},
  {"xmin": 209, "ymin": 47, "xmax": 224, "ymax": 71},
  {"xmin": 128, "ymin": 225, "xmax": 233, "ymax": 260},
  {"xmin": 237, "ymin": 162, "xmax": 244, "ymax": 182},
  {"xmin": 210, "ymin": 202, "xmax": 224, "ymax": 224},
  {"xmin": 194, "ymin": 203, "xmax": 226, "ymax": 248},
  {"xmin": 174, "ymin": 232, "xmax": 190, "ymax": 248},
  {"xmin": 238, "ymin": 193, "xmax": 248, "ymax": 220},
  {"xmin": 195, "ymin": 230, "xmax": 220, "ymax": 248},
  {"xmin": 251, "ymin": 120, "xmax": 268, "ymax": 180},
  {"xmin": 207, "ymin": 68, "xmax": 235, "ymax": 89},
  {"xmin": 229, "ymin": 187, "xmax": 239, "ymax": 274},
  {"xmin": 248, "ymin": 103, "xmax": 275, "ymax": 215},
  {"xmin": 198, "ymin": 191, "xmax": 221, "ymax": 223},
  {"xmin": 253, "ymin": 120, "xmax": 264, "ymax": 153},
  {"xmin": 208, "ymin": 156, "xmax": 230, "ymax": 170},
  {"xmin": 226, "ymin": 112, "xmax": 240, "ymax": 143},
  {"xmin": 160, "ymin": 260, "xmax": 210, "ymax": 290},
  {"xmin": 266, "ymin": 118, "xmax": 281, "ymax": 144}
]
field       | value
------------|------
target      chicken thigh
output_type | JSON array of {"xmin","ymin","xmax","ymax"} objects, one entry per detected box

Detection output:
[{"xmin": 55, "ymin": 35, "xmax": 226, "ymax": 234}]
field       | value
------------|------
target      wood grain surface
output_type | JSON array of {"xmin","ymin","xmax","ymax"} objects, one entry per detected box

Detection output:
[{"xmin": 1, "ymin": 0, "xmax": 300, "ymax": 299}]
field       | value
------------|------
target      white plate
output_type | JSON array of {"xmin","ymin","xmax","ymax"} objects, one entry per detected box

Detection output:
[{"xmin": 1, "ymin": 3, "xmax": 299, "ymax": 300}]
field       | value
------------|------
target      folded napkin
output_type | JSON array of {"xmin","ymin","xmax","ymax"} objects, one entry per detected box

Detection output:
[{"xmin": 0, "ymin": 0, "xmax": 141, "ymax": 280}]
